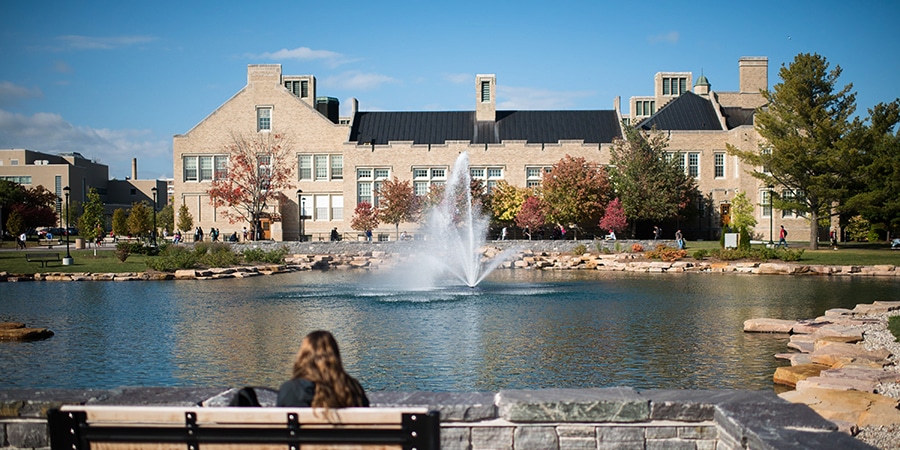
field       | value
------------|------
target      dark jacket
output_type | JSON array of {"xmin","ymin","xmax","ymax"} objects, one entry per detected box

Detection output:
[{"xmin": 276, "ymin": 377, "xmax": 369, "ymax": 407}]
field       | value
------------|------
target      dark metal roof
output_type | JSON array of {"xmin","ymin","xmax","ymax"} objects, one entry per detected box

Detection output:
[
  {"xmin": 638, "ymin": 91, "xmax": 723, "ymax": 131},
  {"xmin": 349, "ymin": 110, "xmax": 621, "ymax": 145},
  {"xmin": 721, "ymin": 107, "xmax": 756, "ymax": 129}
]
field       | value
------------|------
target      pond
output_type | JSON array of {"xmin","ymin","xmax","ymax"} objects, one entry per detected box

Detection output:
[{"xmin": 2, "ymin": 270, "xmax": 898, "ymax": 392}]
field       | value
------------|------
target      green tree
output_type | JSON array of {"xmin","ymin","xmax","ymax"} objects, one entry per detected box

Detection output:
[
  {"xmin": 77, "ymin": 188, "xmax": 105, "ymax": 243},
  {"xmin": 609, "ymin": 124, "xmax": 696, "ymax": 237},
  {"xmin": 6, "ymin": 209, "xmax": 25, "ymax": 236},
  {"xmin": 177, "ymin": 203, "xmax": 194, "ymax": 232},
  {"xmin": 541, "ymin": 155, "xmax": 611, "ymax": 238},
  {"xmin": 730, "ymin": 191, "xmax": 757, "ymax": 233},
  {"xmin": 157, "ymin": 204, "xmax": 175, "ymax": 234},
  {"xmin": 376, "ymin": 177, "xmax": 419, "ymax": 239},
  {"xmin": 112, "ymin": 208, "xmax": 128, "ymax": 236},
  {"xmin": 728, "ymin": 53, "xmax": 860, "ymax": 249},
  {"xmin": 490, "ymin": 180, "xmax": 529, "ymax": 224},
  {"xmin": 127, "ymin": 202, "xmax": 152, "ymax": 240},
  {"xmin": 844, "ymin": 100, "xmax": 900, "ymax": 237}
]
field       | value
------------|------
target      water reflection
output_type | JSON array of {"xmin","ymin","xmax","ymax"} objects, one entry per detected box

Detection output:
[{"xmin": 1, "ymin": 271, "xmax": 897, "ymax": 391}]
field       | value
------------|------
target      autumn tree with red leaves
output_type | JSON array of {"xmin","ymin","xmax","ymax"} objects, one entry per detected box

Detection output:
[
  {"xmin": 599, "ymin": 198, "xmax": 627, "ymax": 235},
  {"xmin": 541, "ymin": 155, "xmax": 611, "ymax": 238},
  {"xmin": 515, "ymin": 196, "xmax": 545, "ymax": 239},
  {"xmin": 207, "ymin": 133, "xmax": 294, "ymax": 239},
  {"xmin": 0, "ymin": 180, "xmax": 58, "ymax": 232},
  {"xmin": 350, "ymin": 201, "xmax": 379, "ymax": 234},
  {"xmin": 376, "ymin": 177, "xmax": 419, "ymax": 239}
]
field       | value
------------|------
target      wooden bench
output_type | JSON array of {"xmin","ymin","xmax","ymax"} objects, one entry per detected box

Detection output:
[
  {"xmin": 38, "ymin": 238, "xmax": 61, "ymax": 248},
  {"xmin": 48, "ymin": 405, "xmax": 440, "ymax": 450},
  {"xmin": 25, "ymin": 252, "xmax": 61, "ymax": 268}
]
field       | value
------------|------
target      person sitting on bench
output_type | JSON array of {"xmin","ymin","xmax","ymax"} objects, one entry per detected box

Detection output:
[{"xmin": 277, "ymin": 330, "xmax": 369, "ymax": 408}]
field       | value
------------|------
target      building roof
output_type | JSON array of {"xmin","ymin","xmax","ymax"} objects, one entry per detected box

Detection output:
[
  {"xmin": 721, "ymin": 107, "xmax": 756, "ymax": 128},
  {"xmin": 349, "ymin": 110, "xmax": 621, "ymax": 145},
  {"xmin": 638, "ymin": 91, "xmax": 723, "ymax": 131}
]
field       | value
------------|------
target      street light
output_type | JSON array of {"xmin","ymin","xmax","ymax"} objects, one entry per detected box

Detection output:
[
  {"xmin": 151, "ymin": 186, "xmax": 158, "ymax": 246},
  {"xmin": 767, "ymin": 184, "xmax": 774, "ymax": 247},
  {"xmin": 62, "ymin": 186, "xmax": 73, "ymax": 265},
  {"xmin": 296, "ymin": 189, "xmax": 304, "ymax": 242}
]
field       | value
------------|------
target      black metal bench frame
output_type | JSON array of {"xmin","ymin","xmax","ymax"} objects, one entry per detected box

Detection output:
[
  {"xmin": 25, "ymin": 252, "xmax": 61, "ymax": 268},
  {"xmin": 48, "ymin": 406, "xmax": 440, "ymax": 450}
]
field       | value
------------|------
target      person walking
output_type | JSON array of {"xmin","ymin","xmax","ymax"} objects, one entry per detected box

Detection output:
[
  {"xmin": 675, "ymin": 229, "xmax": 684, "ymax": 249},
  {"xmin": 17, "ymin": 232, "xmax": 27, "ymax": 250},
  {"xmin": 653, "ymin": 225, "xmax": 661, "ymax": 240},
  {"xmin": 778, "ymin": 225, "xmax": 788, "ymax": 248}
]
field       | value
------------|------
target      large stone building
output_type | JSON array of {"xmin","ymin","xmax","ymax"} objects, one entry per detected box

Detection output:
[
  {"xmin": 172, "ymin": 57, "xmax": 810, "ymax": 242},
  {"xmin": 0, "ymin": 149, "xmax": 167, "ymax": 230}
]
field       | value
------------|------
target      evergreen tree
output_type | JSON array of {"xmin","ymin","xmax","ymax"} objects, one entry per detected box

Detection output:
[
  {"xmin": 728, "ymin": 53, "xmax": 860, "ymax": 249},
  {"xmin": 177, "ymin": 204, "xmax": 194, "ymax": 233}
]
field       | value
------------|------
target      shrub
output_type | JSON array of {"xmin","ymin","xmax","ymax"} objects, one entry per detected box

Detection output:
[
  {"xmin": 194, "ymin": 242, "xmax": 240, "ymax": 268},
  {"xmin": 631, "ymin": 243, "xmax": 644, "ymax": 253},
  {"xmin": 115, "ymin": 243, "xmax": 131, "ymax": 262},
  {"xmin": 776, "ymin": 248, "xmax": 804, "ymax": 262},
  {"xmin": 146, "ymin": 245, "xmax": 199, "ymax": 271},
  {"xmin": 692, "ymin": 249, "xmax": 708, "ymax": 260},
  {"xmin": 738, "ymin": 227, "xmax": 751, "ymax": 251},
  {"xmin": 889, "ymin": 316, "xmax": 900, "ymax": 343},
  {"xmin": 710, "ymin": 248, "xmax": 743, "ymax": 260},
  {"xmin": 572, "ymin": 244, "xmax": 587, "ymax": 255},
  {"xmin": 645, "ymin": 244, "xmax": 687, "ymax": 262},
  {"xmin": 242, "ymin": 246, "xmax": 287, "ymax": 264}
]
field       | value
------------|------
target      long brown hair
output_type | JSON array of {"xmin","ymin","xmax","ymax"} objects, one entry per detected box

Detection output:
[{"xmin": 291, "ymin": 330, "xmax": 366, "ymax": 408}]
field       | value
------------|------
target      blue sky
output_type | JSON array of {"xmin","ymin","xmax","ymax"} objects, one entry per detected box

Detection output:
[{"xmin": 1, "ymin": 0, "xmax": 897, "ymax": 180}]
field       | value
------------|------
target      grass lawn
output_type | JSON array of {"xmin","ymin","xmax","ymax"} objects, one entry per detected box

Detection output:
[
  {"xmin": 639, "ymin": 240, "xmax": 900, "ymax": 266},
  {"xmin": 0, "ymin": 245, "xmax": 149, "ymax": 274}
]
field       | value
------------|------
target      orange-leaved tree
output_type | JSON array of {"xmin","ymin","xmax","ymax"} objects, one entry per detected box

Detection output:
[
  {"xmin": 350, "ymin": 201, "xmax": 379, "ymax": 234},
  {"xmin": 207, "ymin": 133, "xmax": 294, "ymax": 240},
  {"xmin": 541, "ymin": 155, "xmax": 611, "ymax": 239},
  {"xmin": 376, "ymin": 177, "xmax": 419, "ymax": 240}
]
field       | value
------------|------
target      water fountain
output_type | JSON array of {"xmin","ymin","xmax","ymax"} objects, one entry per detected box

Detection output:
[{"xmin": 415, "ymin": 152, "xmax": 516, "ymax": 288}]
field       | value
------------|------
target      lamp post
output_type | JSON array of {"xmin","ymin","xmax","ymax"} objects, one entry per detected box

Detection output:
[
  {"xmin": 62, "ymin": 186, "xmax": 73, "ymax": 265},
  {"xmin": 296, "ymin": 189, "xmax": 304, "ymax": 242},
  {"xmin": 151, "ymin": 186, "xmax": 158, "ymax": 246},
  {"xmin": 767, "ymin": 185, "xmax": 774, "ymax": 247}
]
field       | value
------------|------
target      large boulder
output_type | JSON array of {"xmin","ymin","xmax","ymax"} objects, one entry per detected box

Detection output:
[
  {"xmin": 0, "ymin": 322, "xmax": 54, "ymax": 341},
  {"xmin": 779, "ymin": 387, "xmax": 900, "ymax": 428},
  {"xmin": 743, "ymin": 318, "xmax": 795, "ymax": 333}
]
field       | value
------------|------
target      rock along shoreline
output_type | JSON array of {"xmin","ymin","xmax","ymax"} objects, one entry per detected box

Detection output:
[{"xmin": 1, "ymin": 239, "xmax": 898, "ymax": 282}]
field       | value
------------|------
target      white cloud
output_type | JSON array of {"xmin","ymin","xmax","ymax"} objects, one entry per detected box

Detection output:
[
  {"xmin": 0, "ymin": 109, "xmax": 172, "ymax": 178},
  {"xmin": 0, "ymin": 82, "xmax": 42, "ymax": 107},
  {"xmin": 648, "ymin": 31, "xmax": 680, "ymax": 44},
  {"xmin": 497, "ymin": 86, "xmax": 595, "ymax": 110},
  {"xmin": 248, "ymin": 46, "xmax": 351, "ymax": 67},
  {"xmin": 57, "ymin": 35, "xmax": 157, "ymax": 50},
  {"xmin": 321, "ymin": 71, "xmax": 397, "ymax": 91}
]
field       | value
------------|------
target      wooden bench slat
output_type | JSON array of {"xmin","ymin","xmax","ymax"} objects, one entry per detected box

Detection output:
[
  {"xmin": 61, "ymin": 406, "xmax": 426, "ymax": 425},
  {"xmin": 50, "ymin": 406, "xmax": 439, "ymax": 450}
]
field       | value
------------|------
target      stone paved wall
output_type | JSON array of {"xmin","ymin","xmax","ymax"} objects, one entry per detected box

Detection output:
[{"xmin": 0, "ymin": 387, "xmax": 875, "ymax": 449}]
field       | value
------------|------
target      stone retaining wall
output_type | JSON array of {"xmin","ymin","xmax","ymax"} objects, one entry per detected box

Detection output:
[{"xmin": 0, "ymin": 387, "xmax": 874, "ymax": 449}]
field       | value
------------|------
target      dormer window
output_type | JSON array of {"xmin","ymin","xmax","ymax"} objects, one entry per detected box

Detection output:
[{"xmin": 662, "ymin": 77, "xmax": 687, "ymax": 96}]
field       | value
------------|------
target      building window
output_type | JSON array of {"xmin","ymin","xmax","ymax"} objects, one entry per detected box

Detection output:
[
  {"xmin": 184, "ymin": 157, "xmax": 198, "ymax": 181},
  {"xmin": 714, "ymin": 153, "xmax": 725, "ymax": 178},
  {"xmin": 257, "ymin": 155, "xmax": 272, "ymax": 191},
  {"xmin": 301, "ymin": 80, "xmax": 309, "ymax": 98},
  {"xmin": 0, "ymin": 175, "xmax": 32, "ymax": 184},
  {"xmin": 687, "ymin": 152, "xmax": 699, "ymax": 178},
  {"xmin": 285, "ymin": 81, "xmax": 299, "ymax": 97},
  {"xmin": 470, "ymin": 166, "xmax": 504, "ymax": 194},
  {"xmin": 665, "ymin": 152, "xmax": 686, "ymax": 174},
  {"xmin": 214, "ymin": 156, "xmax": 228, "ymax": 180},
  {"xmin": 761, "ymin": 190, "xmax": 772, "ymax": 218},
  {"xmin": 10, "ymin": 159, "xmax": 18, "ymax": 166},
  {"xmin": 200, "ymin": 156, "xmax": 213, "ymax": 181},
  {"xmin": 481, "ymin": 81, "xmax": 490, "ymax": 102},
  {"xmin": 412, "ymin": 166, "xmax": 448, "ymax": 196},
  {"xmin": 782, "ymin": 189, "xmax": 805, "ymax": 218},
  {"xmin": 526, "ymin": 166, "xmax": 551, "ymax": 188},
  {"xmin": 357, "ymin": 167, "xmax": 390, "ymax": 205},
  {"xmin": 635, "ymin": 100, "xmax": 655, "ymax": 116},
  {"xmin": 183, "ymin": 155, "xmax": 228, "ymax": 182},
  {"xmin": 298, "ymin": 154, "xmax": 342, "ymax": 181},
  {"xmin": 663, "ymin": 77, "xmax": 687, "ymax": 96},
  {"xmin": 257, "ymin": 107, "xmax": 272, "ymax": 131},
  {"xmin": 760, "ymin": 146, "xmax": 772, "ymax": 174}
]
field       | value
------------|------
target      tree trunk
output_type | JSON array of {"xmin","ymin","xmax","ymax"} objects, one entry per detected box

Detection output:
[{"xmin": 808, "ymin": 210, "xmax": 819, "ymax": 250}]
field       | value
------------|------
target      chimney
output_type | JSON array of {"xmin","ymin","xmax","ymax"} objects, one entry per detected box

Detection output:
[
  {"xmin": 132, "ymin": 158, "xmax": 138, "ymax": 180},
  {"xmin": 739, "ymin": 57, "xmax": 768, "ymax": 94},
  {"xmin": 476, "ymin": 74, "xmax": 496, "ymax": 122}
]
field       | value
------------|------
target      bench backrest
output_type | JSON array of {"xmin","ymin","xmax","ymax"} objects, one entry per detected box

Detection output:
[{"xmin": 49, "ymin": 405, "xmax": 440, "ymax": 450}]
